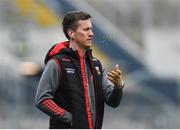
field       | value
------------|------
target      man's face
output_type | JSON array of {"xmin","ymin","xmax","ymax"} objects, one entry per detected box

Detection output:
[{"xmin": 74, "ymin": 19, "xmax": 94, "ymax": 49}]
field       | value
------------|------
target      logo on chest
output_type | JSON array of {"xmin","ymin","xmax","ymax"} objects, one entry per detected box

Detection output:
[
  {"xmin": 95, "ymin": 66, "xmax": 101, "ymax": 75},
  {"xmin": 65, "ymin": 68, "xmax": 75, "ymax": 74}
]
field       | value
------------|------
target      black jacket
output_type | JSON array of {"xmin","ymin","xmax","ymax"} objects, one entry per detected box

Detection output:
[{"xmin": 35, "ymin": 41, "xmax": 123, "ymax": 129}]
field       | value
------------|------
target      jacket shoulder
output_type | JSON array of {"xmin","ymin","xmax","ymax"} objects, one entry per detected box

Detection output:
[{"xmin": 92, "ymin": 57, "xmax": 102, "ymax": 65}]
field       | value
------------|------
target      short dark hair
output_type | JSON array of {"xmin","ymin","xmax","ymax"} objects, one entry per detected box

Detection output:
[{"xmin": 62, "ymin": 11, "xmax": 91, "ymax": 40}]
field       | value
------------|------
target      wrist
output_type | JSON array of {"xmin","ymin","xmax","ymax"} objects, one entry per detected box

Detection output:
[{"xmin": 117, "ymin": 80, "xmax": 125, "ymax": 89}]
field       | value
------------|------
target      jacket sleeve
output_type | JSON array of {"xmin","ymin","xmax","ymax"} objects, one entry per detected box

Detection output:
[
  {"xmin": 35, "ymin": 59, "xmax": 72, "ymax": 124},
  {"xmin": 102, "ymin": 66, "xmax": 123, "ymax": 108}
]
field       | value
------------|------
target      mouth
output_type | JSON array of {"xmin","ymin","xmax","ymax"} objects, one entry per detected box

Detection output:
[{"xmin": 87, "ymin": 38, "xmax": 92, "ymax": 42}]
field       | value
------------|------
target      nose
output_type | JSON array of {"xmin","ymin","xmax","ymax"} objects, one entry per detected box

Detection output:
[{"xmin": 89, "ymin": 30, "xmax": 94, "ymax": 37}]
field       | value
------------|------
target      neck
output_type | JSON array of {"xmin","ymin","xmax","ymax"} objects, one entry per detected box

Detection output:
[{"xmin": 69, "ymin": 40, "xmax": 86, "ymax": 56}]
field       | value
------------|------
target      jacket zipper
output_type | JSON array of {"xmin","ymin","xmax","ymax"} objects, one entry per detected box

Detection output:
[{"xmin": 78, "ymin": 51, "xmax": 93, "ymax": 129}]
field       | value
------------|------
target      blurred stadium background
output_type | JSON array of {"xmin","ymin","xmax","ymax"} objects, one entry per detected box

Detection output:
[{"xmin": 0, "ymin": 0, "xmax": 179, "ymax": 128}]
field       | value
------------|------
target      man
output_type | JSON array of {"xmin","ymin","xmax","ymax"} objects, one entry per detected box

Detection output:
[{"xmin": 35, "ymin": 11, "xmax": 124, "ymax": 129}]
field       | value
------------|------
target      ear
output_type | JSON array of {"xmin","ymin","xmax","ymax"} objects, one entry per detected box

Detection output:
[{"xmin": 67, "ymin": 29, "xmax": 75, "ymax": 40}]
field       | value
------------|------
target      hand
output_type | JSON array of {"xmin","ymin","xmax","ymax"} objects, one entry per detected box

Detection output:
[{"xmin": 107, "ymin": 64, "xmax": 124, "ymax": 89}]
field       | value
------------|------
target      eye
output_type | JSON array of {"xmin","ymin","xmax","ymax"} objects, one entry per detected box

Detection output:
[
  {"xmin": 84, "ymin": 27, "xmax": 93, "ymax": 31},
  {"xmin": 84, "ymin": 28, "xmax": 89, "ymax": 31}
]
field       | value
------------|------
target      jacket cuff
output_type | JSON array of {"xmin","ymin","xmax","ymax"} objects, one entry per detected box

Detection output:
[{"xmin": 116, "ymin": 80, "xmax": 125, "ymax": 90}]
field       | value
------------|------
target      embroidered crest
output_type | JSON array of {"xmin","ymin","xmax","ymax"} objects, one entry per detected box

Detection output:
[
  {"xmin": 95, "ymin": 66, "xmax": 101, "ymax": 75},
  {"xmin": 65, "ymin": 68, "xmax": 75, "ymax": 74},
  {"xmin": 62, "ymin": 58, "xmax": 70, "ymax": 62}
]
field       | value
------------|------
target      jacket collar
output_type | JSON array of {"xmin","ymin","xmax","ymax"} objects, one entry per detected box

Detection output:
[{"xmin": 45, "ymin": 41, "xmax": 93, "ymax": 64}]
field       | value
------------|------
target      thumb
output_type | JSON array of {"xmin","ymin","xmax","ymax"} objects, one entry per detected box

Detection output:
[{"xmin": 114, "ymin": 64, "xmax": 119, "ymax": 70}]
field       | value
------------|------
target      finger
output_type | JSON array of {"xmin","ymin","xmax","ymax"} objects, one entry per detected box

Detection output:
[
  {"xmin": 110, "ymin": 70, "xmax": 121, "ymax": 76},
  {"xmin": 114, "ymin": 69, "xmax": 122, "ymax": 76},
  {"xmin": 108, "ymin": 72, "xmax": 117, "ymax": 78},
  {"xmin": 108, "ymin": 72, "xmax": 120, "ymax": 79},
  {"xmin": 107, "ymin": 74, "xmax": 120, "ymax": 83},
  {"xmin": 114, "ymin": 64, "xmax": 122, "ymax": 71},
  {"xmin": 114, "ymin": 64, "xmax": 119, "ymax": 71},
  {"xmin": 114, "ymin": 64, "xmax": 122, "ymax": 72},
  {"xmin": 107, "ymin": 76, "xmax": 116, "ymax": 82},
  {"xmin": 116, "ymin": 69, "xmax": 122, "ymax": 74}
]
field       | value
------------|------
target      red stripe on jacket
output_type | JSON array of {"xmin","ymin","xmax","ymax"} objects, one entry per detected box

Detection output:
[
  {"xmin": 78, "ymin": 51, "xmax": 93, "ymax": 129},
  {"xmin": 42, "ymin": 99, "xmax": 65, "ymax": 116}
]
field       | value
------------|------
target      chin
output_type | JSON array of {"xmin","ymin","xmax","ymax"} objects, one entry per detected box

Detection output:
[{"xmin": 85, "ymin": 43, "xmax": 92, "ymax": 48}]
